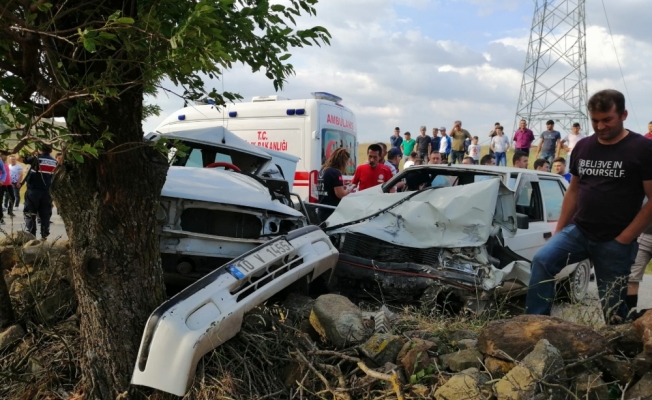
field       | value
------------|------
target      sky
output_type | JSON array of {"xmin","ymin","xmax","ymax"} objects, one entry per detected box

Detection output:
[{"xmin": 143, "ymin": 0, "xmax": 652, "ymax": 146}]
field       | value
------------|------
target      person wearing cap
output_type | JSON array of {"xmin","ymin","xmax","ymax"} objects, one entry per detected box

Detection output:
[
  {"xmin": 536, "ymin": 120, "xmax": 561, "ymax": 167},
  {"xmin": 17, "ymin": 144, "xmax": 58, "ymax": 239},
  {"xmin": 400, "ymin": 131, "xmax": 416, "ymax": 162},
  {"xmin": 390, "ymin": 127, "xmax": 403, "ymax": 150},
  {"xmin": 438, "ymin": 126, "xmax": 451, "ymax": 163}
]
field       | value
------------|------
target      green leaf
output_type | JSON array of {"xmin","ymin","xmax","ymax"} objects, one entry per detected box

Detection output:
[
  {"xmin": 72, "ymin": 152, "xmax": 84, "ymax": 163},
  {"xmin": 116, "ymin": 17, "xmax": 135, "ymax": 24},
  {"xmin": 279, "ymin": 54, "xmax": 291, "ymax": 61},
  {"xmin": 83, "ymin": 39, "xmax": 97, "ymax": 53}
]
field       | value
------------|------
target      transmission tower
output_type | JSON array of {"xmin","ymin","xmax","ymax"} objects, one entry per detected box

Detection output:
[{"xmin": 514, "ymin": 0, "xmax": 589, "ymax": 138}]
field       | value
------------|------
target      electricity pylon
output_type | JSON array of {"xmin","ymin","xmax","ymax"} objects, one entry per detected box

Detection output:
[{"xmin": 514, "ymin": 0, "xmax": 589, "ymax": 137}]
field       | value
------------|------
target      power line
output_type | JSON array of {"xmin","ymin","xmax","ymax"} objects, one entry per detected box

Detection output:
[{"xmin": 600, "ymin": 0, "xmax": 641, "ymax": 129}]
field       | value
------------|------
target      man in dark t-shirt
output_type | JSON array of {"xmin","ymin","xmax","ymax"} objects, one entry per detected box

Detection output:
[
  {"xmin": 526, "ymin": 89, "xmax": 652, "ymax": 324},
  {"xmin": 415, "ymin": 126, "xmax": 431, "ymax": 161}
]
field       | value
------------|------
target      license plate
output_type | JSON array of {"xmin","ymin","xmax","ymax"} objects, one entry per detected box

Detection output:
[{"xmin": 227, "ymin": 240, "xmax": 294, "ymax": 280}]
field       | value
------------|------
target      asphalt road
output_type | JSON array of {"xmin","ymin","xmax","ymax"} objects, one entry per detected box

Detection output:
[{"xmin": 2, "ymin": 205, "xmax": 68, "ymax": 241}]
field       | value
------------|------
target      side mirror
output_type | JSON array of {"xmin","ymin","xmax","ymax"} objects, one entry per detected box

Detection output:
[{"xmin": 516, "ymin": 213, "xmax": 529, "ymax": 230}]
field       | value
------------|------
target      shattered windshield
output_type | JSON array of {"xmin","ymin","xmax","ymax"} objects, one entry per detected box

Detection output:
[{"xmin": 169, "ymin": 140, "xmax": 268, "ymax": 175}]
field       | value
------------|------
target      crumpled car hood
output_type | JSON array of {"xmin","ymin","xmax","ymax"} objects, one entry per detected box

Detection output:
[
  {"xmin": 326, "ymin": 178, "xmax": 516, "ymax": 248},
  {"xmin": 162, "ymin": 167, "xmax": 303, "ymax": 217}
]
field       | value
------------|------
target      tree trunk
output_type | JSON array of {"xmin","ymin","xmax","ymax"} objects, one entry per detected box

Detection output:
[
  {"xmin": 0, "ymin": 267, "xmax": 15, "ymax": 330},
  {"xmin": 52, "ymin": 90, "xmax": 168, "ymax": 398}
]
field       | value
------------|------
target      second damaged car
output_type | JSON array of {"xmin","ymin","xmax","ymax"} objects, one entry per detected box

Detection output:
[{"xmin": 323, "ymin": 165, "xmax": 591, "ymax": 312}]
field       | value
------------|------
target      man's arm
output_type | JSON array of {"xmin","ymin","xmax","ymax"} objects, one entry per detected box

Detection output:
[
  {"xmin": 554, "ymin": 175, "xmax": 580, "ymax": 234},
  {"xmin": 555, "ymin": 139, "xmax": 561, "ymax": 158},
  {"xmin": 536, "ymin": 136, "xmax": 543, "ymax": 155},
  {"xmin": 615, "ymin": 180, "xmax": 652, "ymax": 244}
]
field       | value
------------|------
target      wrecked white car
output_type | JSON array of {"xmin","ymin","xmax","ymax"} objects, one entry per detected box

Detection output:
[
  {"xmin": 145, "ymin": 127, "xmax": 309, "ymax": 285},
  {"xmin": 323, "ymin": 165, "xmax": 591, "ymax": 311},
  {"xmin": 131, "ymin": 226, "xmax": 339, "ymax": 396}
]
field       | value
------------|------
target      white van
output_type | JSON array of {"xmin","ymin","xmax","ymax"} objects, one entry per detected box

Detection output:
[{"xmin": 155, "ymin": 92, "xmax": 358, "ymax": 202}]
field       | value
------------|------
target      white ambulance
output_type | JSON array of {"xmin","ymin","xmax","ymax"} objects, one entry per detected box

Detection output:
[{"xmin": 154, "ymin": 92, "xmax": 358, "ymax": 202}]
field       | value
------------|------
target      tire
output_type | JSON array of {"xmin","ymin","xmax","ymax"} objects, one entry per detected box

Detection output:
[{"xmin": 557, "ymin": 259, "xmax": 592, "ymax": 303}]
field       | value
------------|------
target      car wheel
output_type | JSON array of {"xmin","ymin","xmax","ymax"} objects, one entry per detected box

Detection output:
[{"xmin": 557, "ymin": 259, "xmax": 591, "ymax": 303}]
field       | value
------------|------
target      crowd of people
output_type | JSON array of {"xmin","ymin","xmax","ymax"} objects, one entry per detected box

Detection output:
[
  {"xmin": 0, "ymin": 145, "xmax": 58, "ymax": 241},
  {"xmin": 317, "ymin": 88, "xmax": 652, "ymax": 324}
]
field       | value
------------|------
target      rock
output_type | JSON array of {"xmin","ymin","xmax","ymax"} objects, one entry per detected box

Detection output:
[
  {"xmin": 478, "ymin": 315, "xmax": 609, "ymax": 361},
  {"xmin": 485, "ymin": 356, "xmax": 515, "ymax": 379},
  {"xmin": 574, "ymin": 372, "xmax": 610, "ymax": 400},
  {"xmin": 0, "ymin": 324, "xmax": 25, "ymax": 348},
  {"xmin": 309, "ymin": 294, "xmax": 368, "ymax": 347},
  {"xmin": 633, "ymin": 310, "xmax": 652, "ymax": 354},
  {"xmin": 625, "ymin": 371, "xmax": 652, "ymax": 399},
  {"xmin": 493, "ymin": 339, "xmax": 564, "ymax": 400},
  {"xmin": 299, "ymin": 319, "xmax": 321, "ymax": 342},
  {"xmin": 0, "ymin": 231, "xmax": 36, "ymax": 247},
  {"xmin": 598, "ymin": 355, "xmax": 634, "ymax": 385},
  {"xmin": 434, "ymin": 367, "xmax": 485, "ymax": 400},
  {"xmin": 440, "ymin": 348, "xmax": 483, "ymax": 372},
  {"xmin": 632, "ymin": 351, "xmax": 652, "ymax": 377},
  {"xmin": 403, "ymin": 329, "xmax": 439, "ymax": 343},
  {"xmin": 458, "ymin": 339, "xmax": 478, "ymax": 349},
  {"xmin": 282, "ymin": 293, "xmax": 315, "ymax": 321},
  {"xmin": 599, "ymin": 323, "xmax": 643, "ymax": 357},
  {"xmin": 359, "ymin": 333, "xmax": 406, "ymax": 367},
  {"xmin": 397, "ymin": 338, "xmax": 437, "ymax": 377},
  {"xmin": 448, "ymin": 329, "xmax": 478, "ymax": 342}
]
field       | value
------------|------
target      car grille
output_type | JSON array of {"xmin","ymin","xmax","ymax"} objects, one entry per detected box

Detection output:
[
  {"xmin": 339, "ymin": 233, "xmax": 441, "ymax": 266},
  {"xmin": 180, "ymin": 209, "xmax": 262, "ymax": 239}
]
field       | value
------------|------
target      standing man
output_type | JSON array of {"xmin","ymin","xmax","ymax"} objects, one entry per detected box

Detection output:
[
  {"xmin": 512, "ymin": 151, "xmax": 529, "ymax": 169},
  {"xmin": 513, "ymin": 119, "xmax": 535, "ymax": 156},
  {"xmin": 430, "ymin": 127, "xmax": 441, "ymax": 157},
  {"xmin": 18, "ymin": 144, "xmax": 58, "ymax": 240},
  {"xmin": 351, "ymin": 144, "xmax": 393, "ymax": 192},
  {"xmin": 449, "ymin": 120, "xmax": 471, "ymax": 164},
  {"xmin": 378, "ymin": 142, "xmax": 398, "ymax": 176},
  {"xmin": 390, "ymin": 127, "xmax": 403, "ymax": 150},
  {"xmin": 439, "ymin": 127, "xmax": 451, "ymax": 163},
  {"xmin": 490, "ymin": 126, "xmax": 510, "ymax": 166},
  {"xmin": 646, "ymin": 121, "xmax": 652, "ymax": 139},
  {"xmin": 525, "ymin": 89, "xmax": 652, "ymax": 324},
  {"xmin": 415, "ymin": 126, "xmax": 431, "ymax": 162},
  {"xmin": 0, "ymin": 152, "xmax": 14, "ymax": 218},
  {"xmin": 488, "ymin": 122, "xmax": 500, "ymax": 155},
  {"xmin": 536, "ymin": 120, "xmax": 561, "ymax": 166},
  {"xmin": 559, "ymin": 122, "xmax": 586, "ymax": 166},
  {"xmin": 401, "ymin": 132, "xmax": 416, "ymax": 163},
  {"xmin": 7, "ymin": 155, "xmax": 23, "ymax": 210}
]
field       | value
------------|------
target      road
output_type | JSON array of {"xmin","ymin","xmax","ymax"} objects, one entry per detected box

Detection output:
[
  {"xmin": 552, "ymin": 275, "xmax": 652, "ymax": 326},
  {"xmin": 3, "ymin": 205, "xmax": 68, "ymax": 241}
]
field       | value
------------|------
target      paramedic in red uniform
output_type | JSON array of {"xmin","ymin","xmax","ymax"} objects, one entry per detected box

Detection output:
[
  {"xmin": 351, "ymin": 144, "xmax": 392, "ymax": 191},
  {"xmin": 18, "ymin": 144, "xmax": 58, "ymax": 240}
]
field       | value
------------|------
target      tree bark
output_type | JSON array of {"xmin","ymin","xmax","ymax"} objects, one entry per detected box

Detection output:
[
  {"xmin": 52, "ymin": 89, "xmax": 168, "ymax": 398},
  {"xmin": 0, "ymin": 267, "xmax": 15, "ymax": 330}
]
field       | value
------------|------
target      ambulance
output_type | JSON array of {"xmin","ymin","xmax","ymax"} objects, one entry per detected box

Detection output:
[{"xmin": 154, "ymin": 92, "xmax": 358, "ymax": 202}]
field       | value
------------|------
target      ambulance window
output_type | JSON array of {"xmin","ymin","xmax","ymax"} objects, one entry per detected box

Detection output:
[{"xmin": 321, "ymin": 129, "xmax": 357, "ymax": 175}]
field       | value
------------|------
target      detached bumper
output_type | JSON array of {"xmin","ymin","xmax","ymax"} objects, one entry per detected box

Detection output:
[{"xmin": 131, "ymin": 226, "xmax": 338, "ymax": 396}]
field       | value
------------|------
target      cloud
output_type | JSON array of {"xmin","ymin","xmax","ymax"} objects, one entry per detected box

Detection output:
[{"xmin": 144, "ymin": 0, "xmax": 652, "ymax": 142}]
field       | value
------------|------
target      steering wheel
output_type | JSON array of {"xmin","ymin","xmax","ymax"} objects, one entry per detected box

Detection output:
[{"xmin": 204, "ymin": 162, "xmax": 241, "ymax": 172}]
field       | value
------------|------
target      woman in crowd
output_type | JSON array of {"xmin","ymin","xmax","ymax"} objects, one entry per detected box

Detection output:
[{"xmin": 317, "ymin": 147, "xmax": 351, "ymax": 222}]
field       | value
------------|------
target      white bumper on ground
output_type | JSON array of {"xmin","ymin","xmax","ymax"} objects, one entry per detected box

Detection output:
[{"xmin": 131, "ymin": 226, "xmax": 339, "ymax": 396}]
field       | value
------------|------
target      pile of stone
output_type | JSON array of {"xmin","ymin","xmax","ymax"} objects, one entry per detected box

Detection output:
[
  {"xmin": 299, "ymin": 294, "xmax": 652, "ymax": 400},
  {"xmin": 0, "ymin": 232, "xmax": 74, "ymax": 350}
]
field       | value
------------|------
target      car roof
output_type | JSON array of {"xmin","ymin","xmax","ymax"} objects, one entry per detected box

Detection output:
[{"xmin": 398, "ymin": 164, "xmax": 564, "ymax": 178}]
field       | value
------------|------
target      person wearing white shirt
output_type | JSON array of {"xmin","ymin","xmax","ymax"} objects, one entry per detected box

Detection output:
[
  {"xmin": 559, "ymin": 122, "xmax": 585, "ymax": 166},
  {"xmin": 490, "ymin": 126, "xmax": 510, "ymax": 166}
]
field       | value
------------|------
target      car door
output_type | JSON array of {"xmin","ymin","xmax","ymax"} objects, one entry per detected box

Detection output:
[{"xmin": 503, "ymin": 173, "xmax": 550, "ymax": 261}]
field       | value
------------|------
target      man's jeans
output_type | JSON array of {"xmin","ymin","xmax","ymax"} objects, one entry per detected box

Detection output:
[
  {"xmin": 540, "ymin": 152, "xmax": 555, "ymax": 168},
  {"xmin": 494, "ymin": 152, "xmax": 506, "ymax": 166},
  {"xmin": 525, "ymin": 224, "xmax": 638, "ymax": 324},
  {"xmin": 451, "ymin": 151, "xmax": 465, "ymax": 164}
]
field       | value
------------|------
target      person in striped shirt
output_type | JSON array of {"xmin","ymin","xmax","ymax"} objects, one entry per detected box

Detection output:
[{"xmin": 18, "ymin": 144, "xmax": 57, "ymax": 240}]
